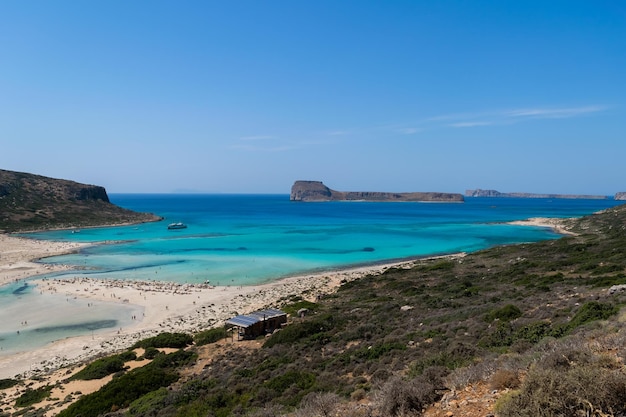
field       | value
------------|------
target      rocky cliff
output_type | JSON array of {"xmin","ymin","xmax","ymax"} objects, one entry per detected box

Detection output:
[
  {"xmin": 290, "ymin": 181, "xmax": 464, "ymax": 202},
  {"xmin": 0, "ymin": 169, "xmax": 161, "ymax": 232},
  {"xmin": 616, "ymin": 192, "xmax": 626, "ymax": 201},
  {"xmin": 466, "ymin": 189, "xmax": 609, "ymax": 200}
]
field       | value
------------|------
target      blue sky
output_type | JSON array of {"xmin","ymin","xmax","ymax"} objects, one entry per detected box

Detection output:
[{"xmin": 1, "ymin": 1, "xmax": 624, "ymax": 194}]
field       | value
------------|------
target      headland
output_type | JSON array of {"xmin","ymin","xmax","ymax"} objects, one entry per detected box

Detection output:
[
  {"xmin": 466, "ymin": 188, "xmax": 610, "ymax": 199},
  {"xmin": 290, "ymin": 180, "xmax": 464, "ymax": 202},
  {"xmin": 0, "ymin": 169, "xmax": 161, "ymax": 233}
]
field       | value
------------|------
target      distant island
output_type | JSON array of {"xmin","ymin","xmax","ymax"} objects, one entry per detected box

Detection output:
[
  {"xmin": 290, "ymin": 181, "xmax": 464, "ymax": 202},
  {"xmin": 465, "ymin": 189, "xmax": 610, "ymax": 200},
  {"xmin": 0, "ymin": 169, "xmax": 161, "ymax": 232},
  {"xmin": 616, "ymin": 192, "xmax": 626, "ymax": 201}
]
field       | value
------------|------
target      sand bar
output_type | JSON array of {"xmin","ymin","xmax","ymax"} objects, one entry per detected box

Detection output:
[
  {"xmin": 507, "ymin": 217, "xmax": 575, "ymax": 235},
  {"xmin": 0, "ymin": 234, "xmax": 88, "ymax": 287}
]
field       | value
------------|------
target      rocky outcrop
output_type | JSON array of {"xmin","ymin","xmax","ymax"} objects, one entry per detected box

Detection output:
[
  {"xmin": 290, "ymin": 181, "xmax": 464, "ymax": 202},
  {"xmin": 615, "ymin": 192, "xmax": 626, "ymax": 201},
  {"xmin": 290, "ymin": 181, "xmax": 333, "ymax": 201},
  {"xmin": 466, "ymin": 189, "xmax": 609, "ymax": 200},
  {"xmin": 0, "ymin": 169, "xmax": 162, "ymax": 232}
]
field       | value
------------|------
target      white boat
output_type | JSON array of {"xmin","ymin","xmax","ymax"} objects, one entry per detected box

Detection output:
[{"xmin": 167, "ymin": 222, "xmax": 187, "ymax": 230}]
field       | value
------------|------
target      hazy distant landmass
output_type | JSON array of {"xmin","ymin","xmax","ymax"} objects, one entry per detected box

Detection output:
[
  {"xmin": 466, "ymin": 188, "xmax": 610, "ymax": 200},
  {"xmin": 0, "ymin": 169, "xmax": 161, "ymax": 232},
  {"xmin": 616, "ymin": 192, "xmax": 626, "ymax": 201},
  {"xmin": 290, "ymin": 181, "xmax": 464, "ymax": 202}
]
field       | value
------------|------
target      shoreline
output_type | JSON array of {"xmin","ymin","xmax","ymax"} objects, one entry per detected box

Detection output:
[
  {"xmin": 0, "ymin": 232, "xmax": 440, "ymax": 379},
  {"xmin": 0, "ymin": 215, "xmax": 572, "ymax": 379}
]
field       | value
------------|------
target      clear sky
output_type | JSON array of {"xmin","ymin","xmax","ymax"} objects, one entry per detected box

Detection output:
[{"xmin": 1, "ymin": 1, "xmax": 624, "ymax": 195}]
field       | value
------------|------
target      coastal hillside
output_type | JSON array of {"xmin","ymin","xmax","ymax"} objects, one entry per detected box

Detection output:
[
  {"xmin": 291, "ymin": 180, "xmax": 464, "ymax": 202},
  {"xmin": 0, "ymin": 169, "xmax": 161, "ymax": 232},
  {"xmin": 466, "ymin": 188, "xmax": 609, "ymax": 199},
  {"xmin": 10, "ymin": 203, "xmax": 625, "ymax": 416}
]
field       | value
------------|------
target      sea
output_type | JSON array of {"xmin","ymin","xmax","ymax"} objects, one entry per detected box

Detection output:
[{"xmin": 0, "ymin": 194, "xmax": 623, "ymax": 356}]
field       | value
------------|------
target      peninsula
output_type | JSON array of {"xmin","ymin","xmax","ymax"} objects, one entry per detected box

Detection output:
[
  {"xmin": 290, "ymin": 180, "xmax": 464, "ymax": 202},
  {"xmin": 0, "ymin": 169, "xmax": 161, "ymax": 232},
  {"xmin": 465, "ymin": 188, "xmax": 610, "ymax": 200}
]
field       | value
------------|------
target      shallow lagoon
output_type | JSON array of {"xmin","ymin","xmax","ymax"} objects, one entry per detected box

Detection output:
[{"xmin": 0, "ymin": 281, "xmax": 141, "ymax": 355}]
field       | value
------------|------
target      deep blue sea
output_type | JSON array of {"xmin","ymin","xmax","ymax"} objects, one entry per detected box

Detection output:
[{"xmin": 1, "ymin": 194, "xmax": 622, "ymax": 356}]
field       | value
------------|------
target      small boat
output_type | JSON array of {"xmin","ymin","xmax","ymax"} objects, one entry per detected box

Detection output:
[{"xmin": 167, "ymin": 222, "xmax": 187, "ymax": 230}]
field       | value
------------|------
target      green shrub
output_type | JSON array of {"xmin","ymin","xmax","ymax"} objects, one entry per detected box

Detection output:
[
  {"xmin": 265, "ymin": 370, "xmax": 316, "ymax": 406},
  {"xmin": 486, "ymin": 304, "xmax": 522, "ymax": 322},
  {"xmin": 421, "ymin": 260, "xmax": 455, "ymax": 271},
  {"xmin": 408, "ymin": 350, "xmax": 472, "ymax": 377},
  {"xmin": 144, "ymin": 346, "xmax": 160, "ymax": 359},
  {"xmin": 263, "ymin": 314, "xmax": 335, "ymax": 348},
  {"xmin": 127, "ymin": 387, "xmax": 170, "ymax": 416},
  {"xmin": 133, "ymin": 332, "xmax": 193, "ymax": 349},
  {"xmin": 280, "ymin": 300, "xmax": 319, "ymax": 316},
  {"xmin": 568, "ymin": 301, "xmax": 618, "ymax": 330},
  {"xmin": 15, "ymin": 385, "xmax": 52, "ymax": 407},
  {"xmin": 0, "ymin": 378, "xmax": 19, "ymax": 390},
  {"xmin": 265, "ymin": 370, "xmax": 315, "ymax": 394},
  {"xmin": 514, "ymin": 321, "xmax": 553, "ymax": 344},
  {"xmin": 481, "ymin": 319, "xmax": 571, "ymax": 349},
  {"xmin": 194, "ymin": 327, "xmax": 227, "ymax": 346},
  {"xmin": 60, "ymin": 367, "xmax": 179, "ymax": 416},
  {"xmin": 70, "ymin": 355, "xmax": 126, "ymax": 381},
  {"xmin": 150, "ymin": 349, "xmax": 196, "ymax": 368},
  {"xmin": 351, "ymin": 342, "xmax": 406, "ymax": 361},
  {"xmin": 400, "ymin": 286, "xmax": 424, "ymax": 296},
  {"xmin": 118, "ymin": 350, "xmax": 138, "ymax": 362},
  {"xmin": 58, "ymin": 350, "xmax": 195, "ymax": 417},
  {"xmin": 479, "ymin": 321, "xmax": 513, "ymax": 348}
]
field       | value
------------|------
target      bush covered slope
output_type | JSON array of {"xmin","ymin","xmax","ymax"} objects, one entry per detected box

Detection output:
[{"xmin": 0, "ymin": 169, "xmax": 161, "ymax": 232}]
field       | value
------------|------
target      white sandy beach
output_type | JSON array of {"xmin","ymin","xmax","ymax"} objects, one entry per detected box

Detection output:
[
  {"xmin": 0, "ymin": 234, "xmax": 87, "ymax": 287},
  {"xmin": 507, "ymin": 217, "xmax": 575, "ymax": 235},
  {"xmin": 0, "ymin": 233, "xmax": 428, "ymax": 380}
]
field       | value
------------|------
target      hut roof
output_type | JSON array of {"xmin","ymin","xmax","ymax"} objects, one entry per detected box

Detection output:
[{"xmin": 226, "ymin": 308, "xmax": 286, "ymax": 328}]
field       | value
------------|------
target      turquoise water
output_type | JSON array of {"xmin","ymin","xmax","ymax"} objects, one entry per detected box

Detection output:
[
  {"xmin": 1, "ymin": 194, "xmax": 622, "ymax": 356},
  {"xmin": 22, "ymin": 195, "xmax": 622, "ymax": 285}
]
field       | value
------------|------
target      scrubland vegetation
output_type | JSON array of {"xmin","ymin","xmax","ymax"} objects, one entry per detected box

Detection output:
[{"xmin": 6, "ymin": 204, "xmax": 626, "ymax": 416}]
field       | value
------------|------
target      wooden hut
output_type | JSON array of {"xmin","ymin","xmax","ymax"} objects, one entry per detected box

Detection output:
[{"xmin": 226, "ymin": 308, "xmax": 287, "ymax": 340}]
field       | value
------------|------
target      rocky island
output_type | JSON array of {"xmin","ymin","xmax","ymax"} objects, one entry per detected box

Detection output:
[
  {"xmin": 466, "ymin": 188, "xmax": 610, "ymax": 199},
  {"xmin": 290, "ymin": 180, "xmax": 464, "ymax": 202},
  {"xmin": 0, "ymin": 169, "xmax": 161, "ymax": 232}
]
